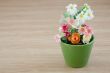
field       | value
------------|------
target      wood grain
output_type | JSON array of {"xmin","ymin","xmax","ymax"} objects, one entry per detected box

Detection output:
[{"xmin": 0, "ymin": 0, "xmax": 110, "ymax": 73}]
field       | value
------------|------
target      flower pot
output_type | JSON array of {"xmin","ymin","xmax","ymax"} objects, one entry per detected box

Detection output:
[{"xmin": 60, "ymin": 36, "xmax": 94, "ymax": 68}]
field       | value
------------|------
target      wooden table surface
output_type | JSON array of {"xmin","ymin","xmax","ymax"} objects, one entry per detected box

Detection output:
[{"xmin": 0, "ymin": 0, "xmax": 110, "ymax": 73}]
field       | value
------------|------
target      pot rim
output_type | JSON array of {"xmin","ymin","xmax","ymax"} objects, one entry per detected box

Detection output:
[{"xmin": 61, "ymin": 35, "xmax": 94, "ymax": 47}]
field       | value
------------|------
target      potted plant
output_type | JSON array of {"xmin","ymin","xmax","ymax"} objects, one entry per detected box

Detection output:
[{"xmin": 55, "ymin": 3, "xmax": 95, "ymax": 68}]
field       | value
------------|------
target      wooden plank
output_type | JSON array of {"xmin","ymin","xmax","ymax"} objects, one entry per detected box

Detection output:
[{"xmin": 0, "ymin": 0, "xmax": 110, "ymax": 73}]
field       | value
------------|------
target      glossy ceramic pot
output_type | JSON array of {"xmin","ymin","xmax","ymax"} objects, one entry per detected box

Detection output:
[{"xmin": 60, "ymin": 36, "xmax": 94, "ymax": 68}]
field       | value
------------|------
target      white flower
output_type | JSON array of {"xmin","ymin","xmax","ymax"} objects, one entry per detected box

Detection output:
[
  {"xmin": 84, "ymin": 9, "xmax": 94, "ymax": 20},
  {"xmin": 58, "ymin": 27, "xmax": 62, "ymax": 32},
  {"xmin": 88, "ymin": 9, "xmax": 94, "ymax": 20},
  {"xmin": 58, "ymin": 27, "xmax": 65, "ymax": 37},
  {"xmin": 83, "ymin": 4, "xmax": 94, "ymax": 20},
  {"xmin": 73, "ymin": 19, "xmax": 80, "ymax": 28},
  {"xmin": 66, "ymin": 4, "xmax": 78, "ymax": 16},
  {"xmin": 72, "ymin": 18, "xmax": 83, "ymax": 29},
  {"xmin": 76, "ymin": 11, "xmax": 86, "ymax": 24},
  {"xmin": 83, "ymin": 34, "xmax": 92, "ymax": 44}
]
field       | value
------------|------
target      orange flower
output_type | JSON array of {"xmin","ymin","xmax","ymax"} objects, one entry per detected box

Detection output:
[
  {"xmin": 67, "ymin": 36, "xmax": 71, "ymax": 42},
  {"xmin": 71, "ymin": 33, "xmax": 80, "ymax": 44}
]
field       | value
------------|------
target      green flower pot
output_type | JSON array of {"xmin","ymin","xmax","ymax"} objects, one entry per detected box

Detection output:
[{"xmin": 60, "ymin": 36, "xmax": 94, "ymax": 68}]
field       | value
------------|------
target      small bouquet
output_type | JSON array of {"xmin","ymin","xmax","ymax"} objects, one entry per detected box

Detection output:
[{"xmin": 55, "ymin": 3, "xmax": 94, "ymax": 45}]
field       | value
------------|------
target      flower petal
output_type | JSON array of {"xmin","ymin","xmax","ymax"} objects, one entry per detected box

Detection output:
[{"xmin": 54, "ymin": 34, "xmax": 61, "ymax": 43}]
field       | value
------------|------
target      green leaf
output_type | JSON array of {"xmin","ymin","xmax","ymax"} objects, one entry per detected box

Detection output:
[
  {"xmin": 61, "ymin": 36, "xmax": 68, "ymax": 43},
  {"xmin": 71, "ymin": 29, "xmax": 75, "ymax": 33},
  {"xmin": 61, "ymin": 36, "xmax": 67, "ymax": 42},
  {"xmin": 71, "ymin": 28, "xmax": 77, "ymax": 33},
  {"xmin": 64, "ymin": 12, "xmax": 70, "ymax": 18}
]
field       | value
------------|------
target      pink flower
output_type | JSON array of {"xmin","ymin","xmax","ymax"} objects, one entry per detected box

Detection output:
[
  {"xmin": 86, "ymin": 27, "xmax": 93, "ymax": 35},
  {"xmin": 65, "ymin": 32, "xmax": 71, "ymax": 37},
  {"xmin": 54, "ymin": 34, "xmax": 61, "ymax": 43},
  {"xmin": 59, "ymin": 23, "xmax": 71, "ymax": 37},
  {"xmin": 78, "ymin": 23, "xmax": 93, "ymax": 35},
  {"xmin": 67, "ymin": 18, "xmax": 74, "ymax": 25},
  {"xmin": 61, "ymin": 23, "xmax": 71, "ymax": 37},
  {"xmin": 78, "ymin": 26, "xmax": 86, "ymax": 35},
  {"xmin": 84, "ymin": 24, "xmax": 93, "ymax": 35},
  {"xmin": 62, "ymin": 23, "xmax": 69, "ymax": 33}
]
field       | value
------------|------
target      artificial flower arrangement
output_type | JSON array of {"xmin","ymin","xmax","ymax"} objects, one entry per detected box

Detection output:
[
  {"xmin": 55, "ymin": 3, "xmax": 94, "ymax": 45},
  {"xmin": 55, "ymin": 3, "xmax": 95, "ymax": 68}
]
